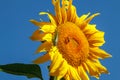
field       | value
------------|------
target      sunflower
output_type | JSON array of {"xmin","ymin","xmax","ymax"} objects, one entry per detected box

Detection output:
[{"xmin": 30, "ymin": 0, "xmax": 112, "ymax": 80}]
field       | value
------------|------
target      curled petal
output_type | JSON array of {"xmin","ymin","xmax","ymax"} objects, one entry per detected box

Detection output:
[
  {"xmin": 54, "ymin": 0, "xmax": 62, "ymax": 24},
  {"xmin": 39, "ymin": 12, "xmax": 57, "ymax": 26},
  {"xmin": 85, "ymin": 13, "xmax": 100, "ymax": 23},
  {"xmin": 67, "ymin": 5, "xmax": 78, "ymax": 22},
  {"xmin": 52, "ymin": 0, "xmax": 56, "ymax": 5},
  {"xmin": 61, "ymin": 6, "xmax": 67, "ymax": 23},
  {"xmin": 62, "ymin": 0, "xmax": 69, "ymax": 9},
  {"xmin": 76, "ymin": 12, "xmax": 90, "ymax": 25},
  {"xmin": 61, "ymin": 0, "xmax": 73, "ymax": 23},
  {"xmin": 79, "ymin": 13, "xmax": 99, "ymax": 30}
]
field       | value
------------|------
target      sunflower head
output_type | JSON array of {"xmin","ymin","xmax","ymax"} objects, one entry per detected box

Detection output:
[
  {"xmin": 57, "ymin": 22, "xmax": 89, "ymax": 67},
  {"xmin": 30, "ymin": 0, "xmax": 112, "ymax": 80}
]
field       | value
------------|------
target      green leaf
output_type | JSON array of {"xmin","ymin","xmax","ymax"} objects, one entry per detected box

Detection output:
[{"xmin": 0, "ymin": 63, "xmax": 43, "ymax": 80}]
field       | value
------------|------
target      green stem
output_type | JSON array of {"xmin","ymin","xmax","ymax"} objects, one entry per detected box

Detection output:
[
  {"xmin": 50, "ymin": 76, "xmax": 57, "ymax": 80},
  {"xmin": 50, "ymin": 76, "xmax": 65, "ymax": 80}
]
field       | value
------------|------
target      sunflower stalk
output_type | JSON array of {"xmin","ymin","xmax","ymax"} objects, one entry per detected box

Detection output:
[
  {"xmin": 50, "ymin": 76, "xmax": 65, "ymax": 80},
  {"xmin": 50, "ymin": 76, "xmax": 57, "ymax": 80}
]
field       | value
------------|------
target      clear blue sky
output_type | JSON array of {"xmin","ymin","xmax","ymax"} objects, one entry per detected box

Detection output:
[{"xmin": 0, "ymin": 0, "xmax": 119, "ymax": 80}]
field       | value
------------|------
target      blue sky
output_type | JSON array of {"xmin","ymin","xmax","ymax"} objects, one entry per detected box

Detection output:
[{"xmin": 0, "ymin": 0, "xmax": 119, "ymax": 80}]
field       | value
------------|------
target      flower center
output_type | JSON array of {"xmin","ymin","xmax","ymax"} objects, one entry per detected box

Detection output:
[{"xmin": 57, "ymin": 22, "xmax": 89, "ymax": 67}]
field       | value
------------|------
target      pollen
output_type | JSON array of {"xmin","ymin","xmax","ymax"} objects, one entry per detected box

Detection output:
[{"xmin": 57, "ymin": 22, "xmax": 89, "ymax": 67}]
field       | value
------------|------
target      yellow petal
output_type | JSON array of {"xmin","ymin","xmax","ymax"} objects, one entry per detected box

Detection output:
[
  {"xmin": 83, "ymin": 24, "xmax": 98, "ymax": 35},
  {"xmin": 82, "ymin": 63, "xmax": 89, "ymax": 73},
  {"xmin": 49, "ymin": 51, "xmax": 63, "ymax": 74},
  {"xmin": 39, "ymin": 12, "xmax": 57, "ymax": 27},
  {"xmin": 70, "ymin": 5, "xmax": 78, "ymax": 22},
  {"xmin": 61, "ymin": 7, "xmax": 67, "ymax": 23},
  {"xmin": 68, "ymin": 66, "xmax": 81, "ymax": 80},
  {"xmin": 36, "ymin": 42, "xmax": 52, "ymax": 53},
  {"xmin": 85, "ymin": 13, "xmax": 100, "ymax": 23},
  {"xmin": 83, "ymin": 24, "xmax": 105, "ymax": 47},
  {"xmin": 30, "ymin": 30, "xmax": 52, "ymax": 41},
  {"xmin": 85, "ymin": 60, "xmax": 100, "ymax": 78},
  {"xmin": 76, "ymin": 13, "xmax": 90, "ymax": 26},
  {"xmin": 64, "ymin": 74, "xmax": 70, "ymax": 80},
  {"xmin": 78, "ymin": 66, "xmax": 89, "ymax": 80},
  {"xmin": 78, "ymin": 13, "xmax": 99, "ymax": 30},
  {"xmin": 88, "ymin": 31, "xmax": 105, "ymax": 47},
  {"xmin": 30, "ymin": 30, "xmax": 45, "ymax": 41},
  {"xmin": 33, "ymin": 53, "xmax": 50, "ymax": 64},
  {"xmin": 50, "ymin": 54, "xmax": 62, "ymax": 74},
  {"xmin": 56, "ymin": 61, "xmax": 68, "ymax": 79},
  {"xmin": 30, "ymin": 19, "xmax": 51, "ymax": 27},
  {"xmin": 89, "ymin": 47, "xmax": 112, "ymax": 59},
  {"xmin": 42, "ymin": 33, "xmax": 52, "ymax": 42},
  {"xmin": 54, "ymin": 0, "xmax": 62, "ymax": 24},
  {"xmin": 62, "ymin": 0, "xmax": 69, "ymax": 10},
  {"xmin": 52, "ymin": 0, "xmax": 56, "ymax": 5},
  {"xmin": 94, "ymin": 60, "xmax": 109, "ymax": 74},
  {"xmin": 40, "ymin": 24, "xmax": 56, "ymax": 33},
  {"xmin": 66, "ymin": 0, "xmax": 73, "ymax": 20},
  {"xmin": 88, "ymin": 52, "xmax": 99, "ymax": 61},
  {"xmin": 86, "ymin": 59, "xmax": 109, "ymax": 79},
  {"xmin": 49, "ymin": 46, "xmax": 57, "ymax": 60},
  {"xmin": 67, "ymin": 4, "xmax": 78, "ymax": 22},
  {"xmin": 49, "ymin": 47, "xmax": 67, "ymax": 78},
  {"xmin": 50, "ymin": 61, "xmax": 68, "ymax": 79}
]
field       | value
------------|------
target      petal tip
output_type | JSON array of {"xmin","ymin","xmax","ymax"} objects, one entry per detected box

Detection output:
[
  {"xmin": 108, "ymin": 54, "xmax": 112, "ymax": 58},
  {"xmin": 39, "ymin": 12, "xmax": 46, "ymax": 15},
  {"xmin": 94, "ymin": 13, "xmax": 100, "ymax": 16},
  {"xmin": 29, "ymin": 19, "xmax": 35, "ymax": 23}
]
